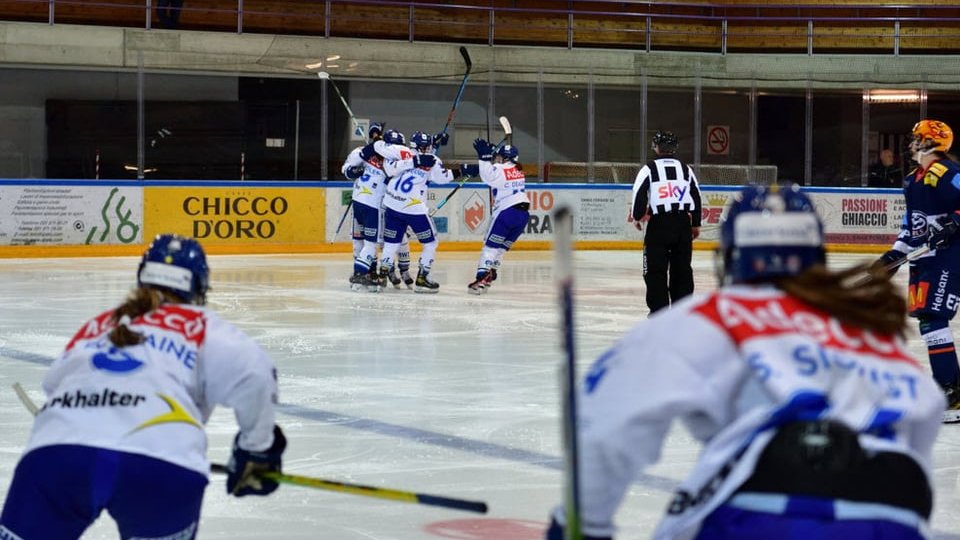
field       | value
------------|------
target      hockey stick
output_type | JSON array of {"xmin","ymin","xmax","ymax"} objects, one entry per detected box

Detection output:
[
  {"xmin": 437, "ymin": 46, "xmax": 472, "ymax": 138},
  {"xmin": 208, "ymin": 463, "xmax": 487, "ymax": 513},
  {"xmin": 11, "ymin": 383, "xmax": 487, "ymax": 513},
  {"xmin": 430, "ymin": 116, "xmax": 511, "ymax": 217},
  {"xmin": 553, "ymin": 206, "xmax": 583, "ymax": 540},
  {"xmin": 886, "ymin": 244, "xmax": 931, "ymax": 272},
  {"xmin": 318, "ymin": 71, "xmax": 366, "ymax": 143},
  {"xmin": 334, "ymin": 199, "xmax": 352, "ymax": 236}
]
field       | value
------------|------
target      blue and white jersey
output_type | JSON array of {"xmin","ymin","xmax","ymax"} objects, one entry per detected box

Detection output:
[
  {"xmin": 26, "ymin": 304, "xmax": 278, "ymax": 477},
  {"xmin": 374, "ymin": 140, "xmax": 417, "ymax": 182},
  {"xmin": 383, "ymin": 155, "xmax": 456, "ymax": 216},
  {"xmin": 342, "ymin": 146, "xmax": 389, "ymax": 209},
  {"xmin": 892, "ymin": 159, "xmax": 960, "ymax": 259},
  {"xmin": 479, "ymin": 160, "xmax": 529, "ymax": 215},
  {"xmin": 558, "ymin": 285, "xmax": 943, "ymax": 539}
]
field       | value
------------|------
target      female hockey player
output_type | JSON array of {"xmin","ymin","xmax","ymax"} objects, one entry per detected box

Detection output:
[
  {"xmin": 547, "ymin": 184, "xmax": 943, "ymax": 540},
  {"xmin": 466, "ymin": 138, "xmax": 530, "ymax": 294},
  {"xmin": 877, "ymin": 119, "xmax": 960, "ymax": 423},
  {"xmin": 1, "ymin": 234, "xmax": 285, "ymax": 540}
]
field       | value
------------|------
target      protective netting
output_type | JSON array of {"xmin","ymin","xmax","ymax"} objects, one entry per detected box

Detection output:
[{"xmin": 542, "ymin": 161, "xmax": 777, "ymax": 185}]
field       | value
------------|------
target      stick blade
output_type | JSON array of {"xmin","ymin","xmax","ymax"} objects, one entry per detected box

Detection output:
[
  {"xmin": 459, "ymin": 46, "xmax": 472, "ymax": 71},
  {"xmin": 498, "ymin": 116, "xmax": 512, "ymax": 136}
]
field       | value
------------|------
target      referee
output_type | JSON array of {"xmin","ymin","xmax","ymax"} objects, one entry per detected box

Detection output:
[{"xmin": 630, "ymin": 130, "xmax": 702, "ymax": 314}]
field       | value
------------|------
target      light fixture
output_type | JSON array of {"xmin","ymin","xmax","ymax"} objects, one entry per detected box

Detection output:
[
  {"xmin": 326, "ymin": 55, "xmax": 341, "ymax": 61},
  {"xmin": 304, "ymin": 61, "xmax": 323, "ymax": 69},
  {"xmin": 865, "ymin": 90, "xmax": 921, "ymax": 103}
]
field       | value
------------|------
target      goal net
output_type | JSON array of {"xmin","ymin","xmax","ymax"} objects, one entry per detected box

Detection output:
[{"xmin": 542, "ymin": 161, "xmax": 777, "ymax": 185}]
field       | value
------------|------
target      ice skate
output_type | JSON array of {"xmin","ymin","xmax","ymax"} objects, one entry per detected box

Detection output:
[
  {"xmin": 944, "ymin": 385, "xmax": 960, "ymax": 424},
  {"xmin": 415, "ymin": 271, "xmax": 439, "ymax": 294},
  {"xmin": 386, "ymin": 266, "xmax": 402, "ymax": 289},
  {"xmin": 400, "ymin": 269, "xmax": 414, "ymax": 290},
  {"xmin": 467, "ymin": 270, "xmax": 495, "ymax": 295},
  {"xmin": 350, "ymin": 271, "xmax": 366, "ymax": 292}
]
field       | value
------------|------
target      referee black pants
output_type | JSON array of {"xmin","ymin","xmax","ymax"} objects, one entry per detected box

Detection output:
[{"xmin": 643, "ymin": 212, "xmax": 694, "ymax": 314}]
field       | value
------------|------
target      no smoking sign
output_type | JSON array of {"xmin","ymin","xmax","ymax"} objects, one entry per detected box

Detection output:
[{"xmin": 707, "ymin": 125, "xmax": 730, "ymax": 155}]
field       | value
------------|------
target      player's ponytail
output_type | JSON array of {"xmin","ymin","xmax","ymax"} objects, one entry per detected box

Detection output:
[
  {"xmin": 107, "ymin": 288, "xmax": 172, "ymax": 347},
  {"xmin": 774, "ymin": 263, "xmax": 908, "ymax": 338}
]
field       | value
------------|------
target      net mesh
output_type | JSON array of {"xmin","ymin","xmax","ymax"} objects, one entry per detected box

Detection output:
[{"xmin": 542, "ymin": 161, "xmax": 777, "ymax": 185}]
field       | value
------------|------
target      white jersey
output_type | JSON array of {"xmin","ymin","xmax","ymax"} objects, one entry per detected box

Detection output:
[
  {"xmin": 374, "ymin": 140, "xmax": 416, "ymax": 181},
  {"xmin": 383, "ymin": 154, "xmax": 456, "ymax": 215},
  {"xmin": 26, "ymin": 304, "xmax": 278, "ymax": 476},
  {"xmin": 342, "ymin": 146, "xmax": 389, "ymax": 209},
  {"xmin": 568, "ymin": 285, "xmax": 944, "ymax": 539},
  {"xmin": 478, "ymin": 160, "xmax": 529, "ymax": 215}
]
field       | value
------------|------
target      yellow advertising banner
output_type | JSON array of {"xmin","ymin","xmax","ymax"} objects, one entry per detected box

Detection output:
[{"xmin": 144, "ymin": 186, "xmax": 325, "ymax": 248}]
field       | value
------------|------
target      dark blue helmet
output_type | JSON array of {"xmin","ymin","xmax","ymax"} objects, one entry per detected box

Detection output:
[
  {"xmin": 383, "ymin": 129, "xmax": 405, "ymax": 146},
  {"xmin": 368, "ymin": 122, "xmax": 384, "ymax": 140},
  {"xmin": 719, "ymin": 184, "xmax": 825, "ymax": 284},
  {"xmin": 496, "ymin": 144, "xmax": 518, "ymax": 162},
  {"xmin": 410, "ymin": 131, "xmax": 433, "ymax": 152},
  {"xmin": 137, "ymin": 234, "xmax": 210, "ymax": 305}
]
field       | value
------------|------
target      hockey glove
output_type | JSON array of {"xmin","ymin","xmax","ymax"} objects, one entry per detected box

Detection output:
[
  {"xmin": 358, "ymin": 142, "xmax": 380, "ymax": 162},
  {"xmin": 473, "ymin": 138, "xmax": 494, "ymax": 161},
  {"xmin": 433, "ymin": 131, "xmax": 450, "ymax": 148},
  {"xmin": 460, "ymin": 164, "xmax": 479, "ymax": 178},
  {"xmin": 874, "ymin": 249, "xmax": 907, "ymax": 277},
  {"xmin": 413, "ymin": 154, "xmax": 436, "ymax": 169},
  {"xmin": 345, "ymin": 165, "xmax": 364, "ymax": 180},
  {"xmin": 929, "ymin": 212, "xmax": 960, "ymax": 249},
  {"xmin": 226, "ymin": 425, "xmax": 286, "ymax": 497}
]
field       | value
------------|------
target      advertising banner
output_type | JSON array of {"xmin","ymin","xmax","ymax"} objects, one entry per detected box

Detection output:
[
  {"xmin": 0, "ymin": 185, "xmax": 142, "ymax": 246},
  {"xmin": 144, "ymin": 186, "xmax": 325, "ymax": 244}
]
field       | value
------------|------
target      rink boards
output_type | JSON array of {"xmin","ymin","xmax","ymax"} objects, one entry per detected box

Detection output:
[{"xmin": 0, "ymin": 179, "xmax": 900, "ymax": 257}]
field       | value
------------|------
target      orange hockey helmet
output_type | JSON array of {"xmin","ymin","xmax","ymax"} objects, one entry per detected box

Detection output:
[{"xmin": 911, "ymin": 119, "xmax": 954, "ymax": 154}]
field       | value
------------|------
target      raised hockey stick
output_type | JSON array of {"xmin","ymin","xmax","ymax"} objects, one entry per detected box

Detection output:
[
  {"xmin": 209, "ymin": 464, "xmax": 487, "ymax": 513},
  {"xmin": 553, "ymin": 206, "xmax": 583, "ymax": 540},
  {"xmin": 318, "ymin": 71, "xmax": 366, "ymax": 143},
  {"xmin": 436, "ymin": 46, "xmax": 472, "ymax": 138},
  {"xmin": 11, "ymin": 383, "xmax": 488, "ymax": 514},
  {"xmin": 430, "ymin": 116, "xmax": 511, "ymax": 217}
]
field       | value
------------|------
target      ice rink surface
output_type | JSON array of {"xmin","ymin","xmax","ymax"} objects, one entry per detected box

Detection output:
[{"xmin": 1, "ymin": 250, "xmax": 960, "ymax": 540}]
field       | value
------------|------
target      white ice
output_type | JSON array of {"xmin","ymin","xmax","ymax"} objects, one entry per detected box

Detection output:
[{"xmin": 1, "ymin": 251, "xmax": 959, "ymax": 540}]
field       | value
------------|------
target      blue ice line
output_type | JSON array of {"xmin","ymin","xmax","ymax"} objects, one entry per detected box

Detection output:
[{"xmin": 0, "ymin": 346, "xmax": 679, "ymax": 493}]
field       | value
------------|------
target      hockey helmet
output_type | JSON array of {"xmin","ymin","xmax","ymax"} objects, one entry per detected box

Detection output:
[
  {"xmin": 719, "ymin": 184, "xmax": 825, "ymax": 285},
  {"xmin": 496, "ymin": 144, "xmax": 519, "ymax": 162},
  {"xmin": 138, "ymin": 234, "xmax": 210, "ymax": 305},
  {"xmin": 911, "ymin": 119, "xmax": 953, "ymax": 157},
  {"xmin": 368, "ymin": 122, "xmax": 385, "ymax": 140},
  {"xmin": 410, "ymin": 131, "xmax": 433, "ymax": 153},
  {"xmin": 652, "ymin": 130, "xmax": 678, "ymax": 154},
  {"xmin": 383, "ymin": 129, "xmax": 406, "ymax": 146}
]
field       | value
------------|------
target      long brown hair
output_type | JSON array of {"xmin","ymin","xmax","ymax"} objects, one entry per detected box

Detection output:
[
  {"xmin": 773, "ymin": 263, "xmax": 908, "ymax": 338},
  {"xmin": 107, "ymin": 287, "xmax": 183, "ymax": 347}
]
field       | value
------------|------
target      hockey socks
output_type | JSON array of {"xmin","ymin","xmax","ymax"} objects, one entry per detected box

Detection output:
[{"xmin": 919, "ymin": 317, "xmax": 960, "ymax": 390}]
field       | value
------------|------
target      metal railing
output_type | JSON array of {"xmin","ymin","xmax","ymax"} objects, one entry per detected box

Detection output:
[{"xmin": 3, "ymin": 0, "xmax": 960, "ymax": 54}]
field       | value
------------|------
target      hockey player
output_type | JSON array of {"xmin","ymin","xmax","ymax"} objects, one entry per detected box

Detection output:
[
  {"xmin": 379, "ymin": 131, "xmax": 465, "ymax": 293},
  {"xmin": 466, "ymin": 138, "xmax": 530, "ymax": 294},
  {"xmin": 547, "ymin": 185, "xmax": 943, "ymax": 540},
  {"xmin": 877, "ymin": 119, "xmax": 960, "ymax": 423},
  {"xmin": 629, "ymin": 130, "xmax": 702, "ymax": 313},
  {"xmin": 342, "ymin": 122, "xmax": 389, "ymax": 291},
  {"xmin": 0, "ymin": 234, "xmax": 285, "ymax": 540}
]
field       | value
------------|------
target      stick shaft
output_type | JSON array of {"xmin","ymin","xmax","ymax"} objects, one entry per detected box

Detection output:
[
  {"xmin": 553, "ymin": 206, "xmax": 583, "ymax": 540},
  {"xmin": 324, "ymin": 75, "xmax": 365, "ymax": 142},
  {"xmin": 210, "ymin": 464, "xmax": 487, "ymax": 513},
  {"xmin": 438, "ymin": 47, "xmax": 472, "ymax": 136},
  {"xmin": 334, "ymin": 200, "xmax": 352, "ymax": 235}
]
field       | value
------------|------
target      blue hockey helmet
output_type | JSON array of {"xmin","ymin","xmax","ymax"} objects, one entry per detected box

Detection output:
[
  {"xmin": 719, "ymin": 184, "xmax": 825, "ymax": 284},
  {"xmin": 137, "ymin": 234, "xmax": 210, "ymax": 305},
  {"xmin": 368, "ymin": 121, "xmax": 384, "ymax": 140},
  {"xmin": 383, "ymin": 129, "xmax": 405, "ymax": 146},
  {"xmin": 496, "ymin": 144, "xmax": 518, "ymax": 162},
  {"xmin": 410, "ymin": 131, "xmax": 433, "ymax": 152}
]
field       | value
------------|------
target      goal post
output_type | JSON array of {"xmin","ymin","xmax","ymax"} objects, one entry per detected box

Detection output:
[{"xmin": 542, "ymin": 161, "xmax": 777, "ymax": 185}]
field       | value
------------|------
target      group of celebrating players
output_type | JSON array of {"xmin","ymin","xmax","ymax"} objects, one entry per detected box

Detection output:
[{"xmin": 340, "ymin": 122, "xmax": 530, "ymax": 295}]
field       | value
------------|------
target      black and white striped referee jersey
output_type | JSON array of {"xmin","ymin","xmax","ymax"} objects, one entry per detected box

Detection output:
[{"xmin": 630, "ymin": 157, "xmax": 702, "ymax": 226}]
